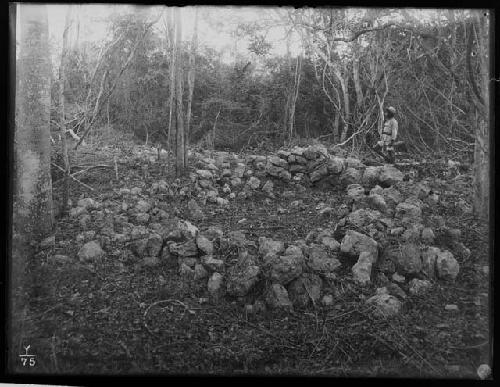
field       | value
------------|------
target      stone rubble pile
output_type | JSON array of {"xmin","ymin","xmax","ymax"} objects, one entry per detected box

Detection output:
[{"xmin": 43, "ymin": 142, "xmax": 470, "ymax": 320}]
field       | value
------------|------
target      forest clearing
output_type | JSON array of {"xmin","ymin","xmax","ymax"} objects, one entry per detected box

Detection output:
[{"xmin": 9, "ymin": 4, "xmax": 492, "ymax": 378}]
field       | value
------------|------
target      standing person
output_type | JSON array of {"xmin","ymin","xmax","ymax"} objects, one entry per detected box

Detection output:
[{"xmin": 374, "ymin": 106, "xmax": 398, "ymax": 163}]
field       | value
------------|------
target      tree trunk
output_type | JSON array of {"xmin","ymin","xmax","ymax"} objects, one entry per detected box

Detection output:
[
  {"xmin": 352, "ymin": 45, "xmax": 363, "ymax": 108},
  {"xmin": 185, "ymin": 8, "xmax": 198, "ymax": 167},
  {"xmin": 173, "ymin": 7, "xmax": 185, "ymax": 176},
  {"xmin": 471, "ymin": 12, "xmax": 490, "ymax": 220},
  {"xmin": 12, "ymin": 2, "xmax": 53, "ymax": 369},
  {"xmin": 58, "ymin": 6, "xmax": 72, "ymax": 216},
  {"xmin": 166, "ymin": 7, "xmax": 176, "ymax": 154}
]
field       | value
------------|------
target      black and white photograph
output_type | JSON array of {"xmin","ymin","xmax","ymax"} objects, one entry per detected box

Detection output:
[{"xmin": 6, "ymin": 3, "xmax": 493, "ymax": 379}]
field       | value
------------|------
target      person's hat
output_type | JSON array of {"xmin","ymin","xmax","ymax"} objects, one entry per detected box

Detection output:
[{"xmin": 386, "ymin": 106, "xmax": 396, "ymax": 114}]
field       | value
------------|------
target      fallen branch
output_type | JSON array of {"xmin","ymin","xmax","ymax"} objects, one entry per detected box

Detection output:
[{"xmin": 51, "ymin": 162, "xmax": 95, "ymax": 191}]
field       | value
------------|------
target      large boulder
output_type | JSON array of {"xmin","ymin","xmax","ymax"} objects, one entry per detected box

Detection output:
[
  {"xmin": 436, "ymin": 250, "xmax": 460, "ymax": 281},
  {"xmin": 340, "ymin": 230, "xmax": 378, "ymax": 259},
  {"xmin": 226, "ymin": 265, "xmax": 261, "ymax": 297},
  {"xmin": 288, "ymin": 273, "xmax": 323, "ymax": 307}
]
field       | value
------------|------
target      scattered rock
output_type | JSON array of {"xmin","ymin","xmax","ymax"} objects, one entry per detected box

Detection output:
[
  {"xmin": 384, "ymin": 243, "xmax": 422, "ymax": 275},
  {"xmin": 48, "ymin": 254, "xmax": 74, "ymax": 265},
  {"xmin": 169, "ymin": 239, "xmax": 198, "ymax": 257},
  {"xmin": 261, "ymin": 180, "xmax": 274, "ymax": 195},
  {"xmin": 265, "ymin": 284, "xmax": 293, "ymax": 309},
  {"xmin": 347, "ymin": 208, "xmax": 381, "ymax": 228},
  {"xmin": 40, "ymin": 235, "xmax": 56, "ymax": 249},
  {"xmin": 307, "ymin": 244, "xmax": 341, "ymax": 274},
  {"xmin": 421, "ymin": 247, "xmax": 440, "ymax": 279},
  {"xmin": 391, "ymin": 272, "xmax": 406, "ymax": 283},
  {"xmin": 259, "ymin": 237, "xmax": 285, "ymax": 258},
  {"xmin": 408, "ymin": 278, "xmax": 432, "ymax": 295},
  {"xmin": 386, "ymin": 283, "xmax": 407, "ymax": 299},
  {"xmin": 352, "ymin": 251, "xmax": 376, "ymax": 285},
  {"xmin": 378, "ymin": 165, "xmax": 404, "ymax": 186},
  {"xmin": 135, "ymin": 200, "xmax": 152, "ymax": 213},
  {"xmin": 267, "ymin": 254, "xmax": 304, "ymax": 285},
  {"xmin": 321, "ymin": 294, "xmax": 335, "ymax": 306},
  {"xmin": 205, "ymin": 226, "xmax": 224, "ymax": 241},
  {"xmin": 340, "ymin": 230, "xmax": 378, "ymax": 259},
  {"xmin": 226, "ymin": 265, "xmax": 261, "ymax": 297},
  {"xmin": 201, "ymin": 255, "xmax": 225, "ymax": 271},
  {"xmin": 194, "ymin": 263, "xmax": 208, "ymax": 280},
  {"xmin": 78, "ymin": 240, "xmax": 104, "ymax": 262},
  {"xmin": 320, "ymin": 236, "xmax": 340, "ymax": 251},
  {"xmin": 143, "ymin": 256, "xmax": 160, "ymax": 267},
  {"xmin": 436, "ymin": 250, "xmax": 460, "ymax": 281},
  {"xmin": 288, "ymin": 273, "xmax": 323, "ymax": 307},
  {"xmin": 477, "ymin": 364, "xmax": 491, "ymax": 380},
  {"xmin": 247, "ymin": 176, "xmax": 261, "ymax": 190},
  {"xmin": 187, "ymin": 199, "xmax": 204, "ymax": 220},
  {"xmin": 196, "ymin": 235, "xmax": 214, "ymax": 255},
  {"xmin": 444, "ymin": 304, "xmax": 459, "ymax": 311},
  {"xmin": 366, "ymin": 293, "xmax": 402, "ymax": 318},
  {"xmin": 196, "ymin": 169, "xmax": 213, "ymax": 179},
  {"xmin": 420, "ymin": 227, "xmax": 435, "ymax": 244},
  {"xmin": 207, "ymin": 272, "xmax": 224, "ymax": 299}
]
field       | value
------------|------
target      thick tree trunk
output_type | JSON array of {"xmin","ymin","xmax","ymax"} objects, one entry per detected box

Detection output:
[
  {"xmin": 471, "ymin": 12, "xmax": 490, "ymax": 220},
  {"xmin": 12, "ymin": 2, "xmax": 53, "ymax": 370},
  {"xmin": 14, "ymin": 3, "xmax": 54, "ymax": 240}
]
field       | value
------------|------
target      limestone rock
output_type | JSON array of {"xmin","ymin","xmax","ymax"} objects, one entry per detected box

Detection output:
[
  {"xmin": 194, "ymin": 263, "xmax": 208, "ymax": 280},
  {"xmin": 169, "ymin": 239, "xmax": 198, "ymax": 257},
  {"xmin": 196, "ymin": 235, "xmax": 214, "ymax": 255},
  {"xmin": 408, "ymin": 278, "xmax": 432, "ymax": 295},
  {"xmin": 288, "ymin": 273, "xmax": 323, "ymax": 307},
  {"xmin": 436, "ymin": 250, "xmax": 460, "ymax": 281},
  {"xmin": 378, "ymin": 165, "xmax": 404, "ymax": 186},
  {"xmin": 421, "ymin": 246, "xmax": 440, "ymax": 279},
  {"xmin": 347, "ymin": 208, "xmax": 381, "ymax": 228},
  {"xmin": 135, "ymin": 200, "xmax": 152, "ymax": 213},
  {"xmin": 265, "ymin": 284, "xmax": 293, "ymax": 309},
  {"xmin": 352, "ymin": 251, "xmax": 376, "ymax": 285},
  {"xmin": 340, "ymin": 230, "xmax": 378, "ymax": 259},
  {"xmin": 306, "ymin": 244, "xmax": 341, "ymax": 274},
  {"xmin": 226, "ymin": 265, "xmax": 261, "ymax": 297},
  {"xmin": 340, "ymin": 167, "xmax": 362, "ymax": 185},
  {"xmin": 247, "ymin": 176, "xmax": 261, "ymax": 190},
  {"xmin": 384, "ymin": 243, "xmax": 422, "ymax": 275},
  {"xmin": 78, "ymin": 240, "xmax": 105, "ymax": 262},
  {"xmin": 188, "ymin": 199, "xmax": 204, "ymax": 220},
  {"xmin": 267, "ymin": 254, "xmax": 304, "ymax": 285},
  {"xmin": 366, "ymin": 293, "xmax": 402, "ymax": 318},
  {"xmin": 207, "ymin": 272, "xmax": 224, "ymax": 298},
  {"xmin": 259, "ymin": 237, "xmax": 285, "ymax": 257}
]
